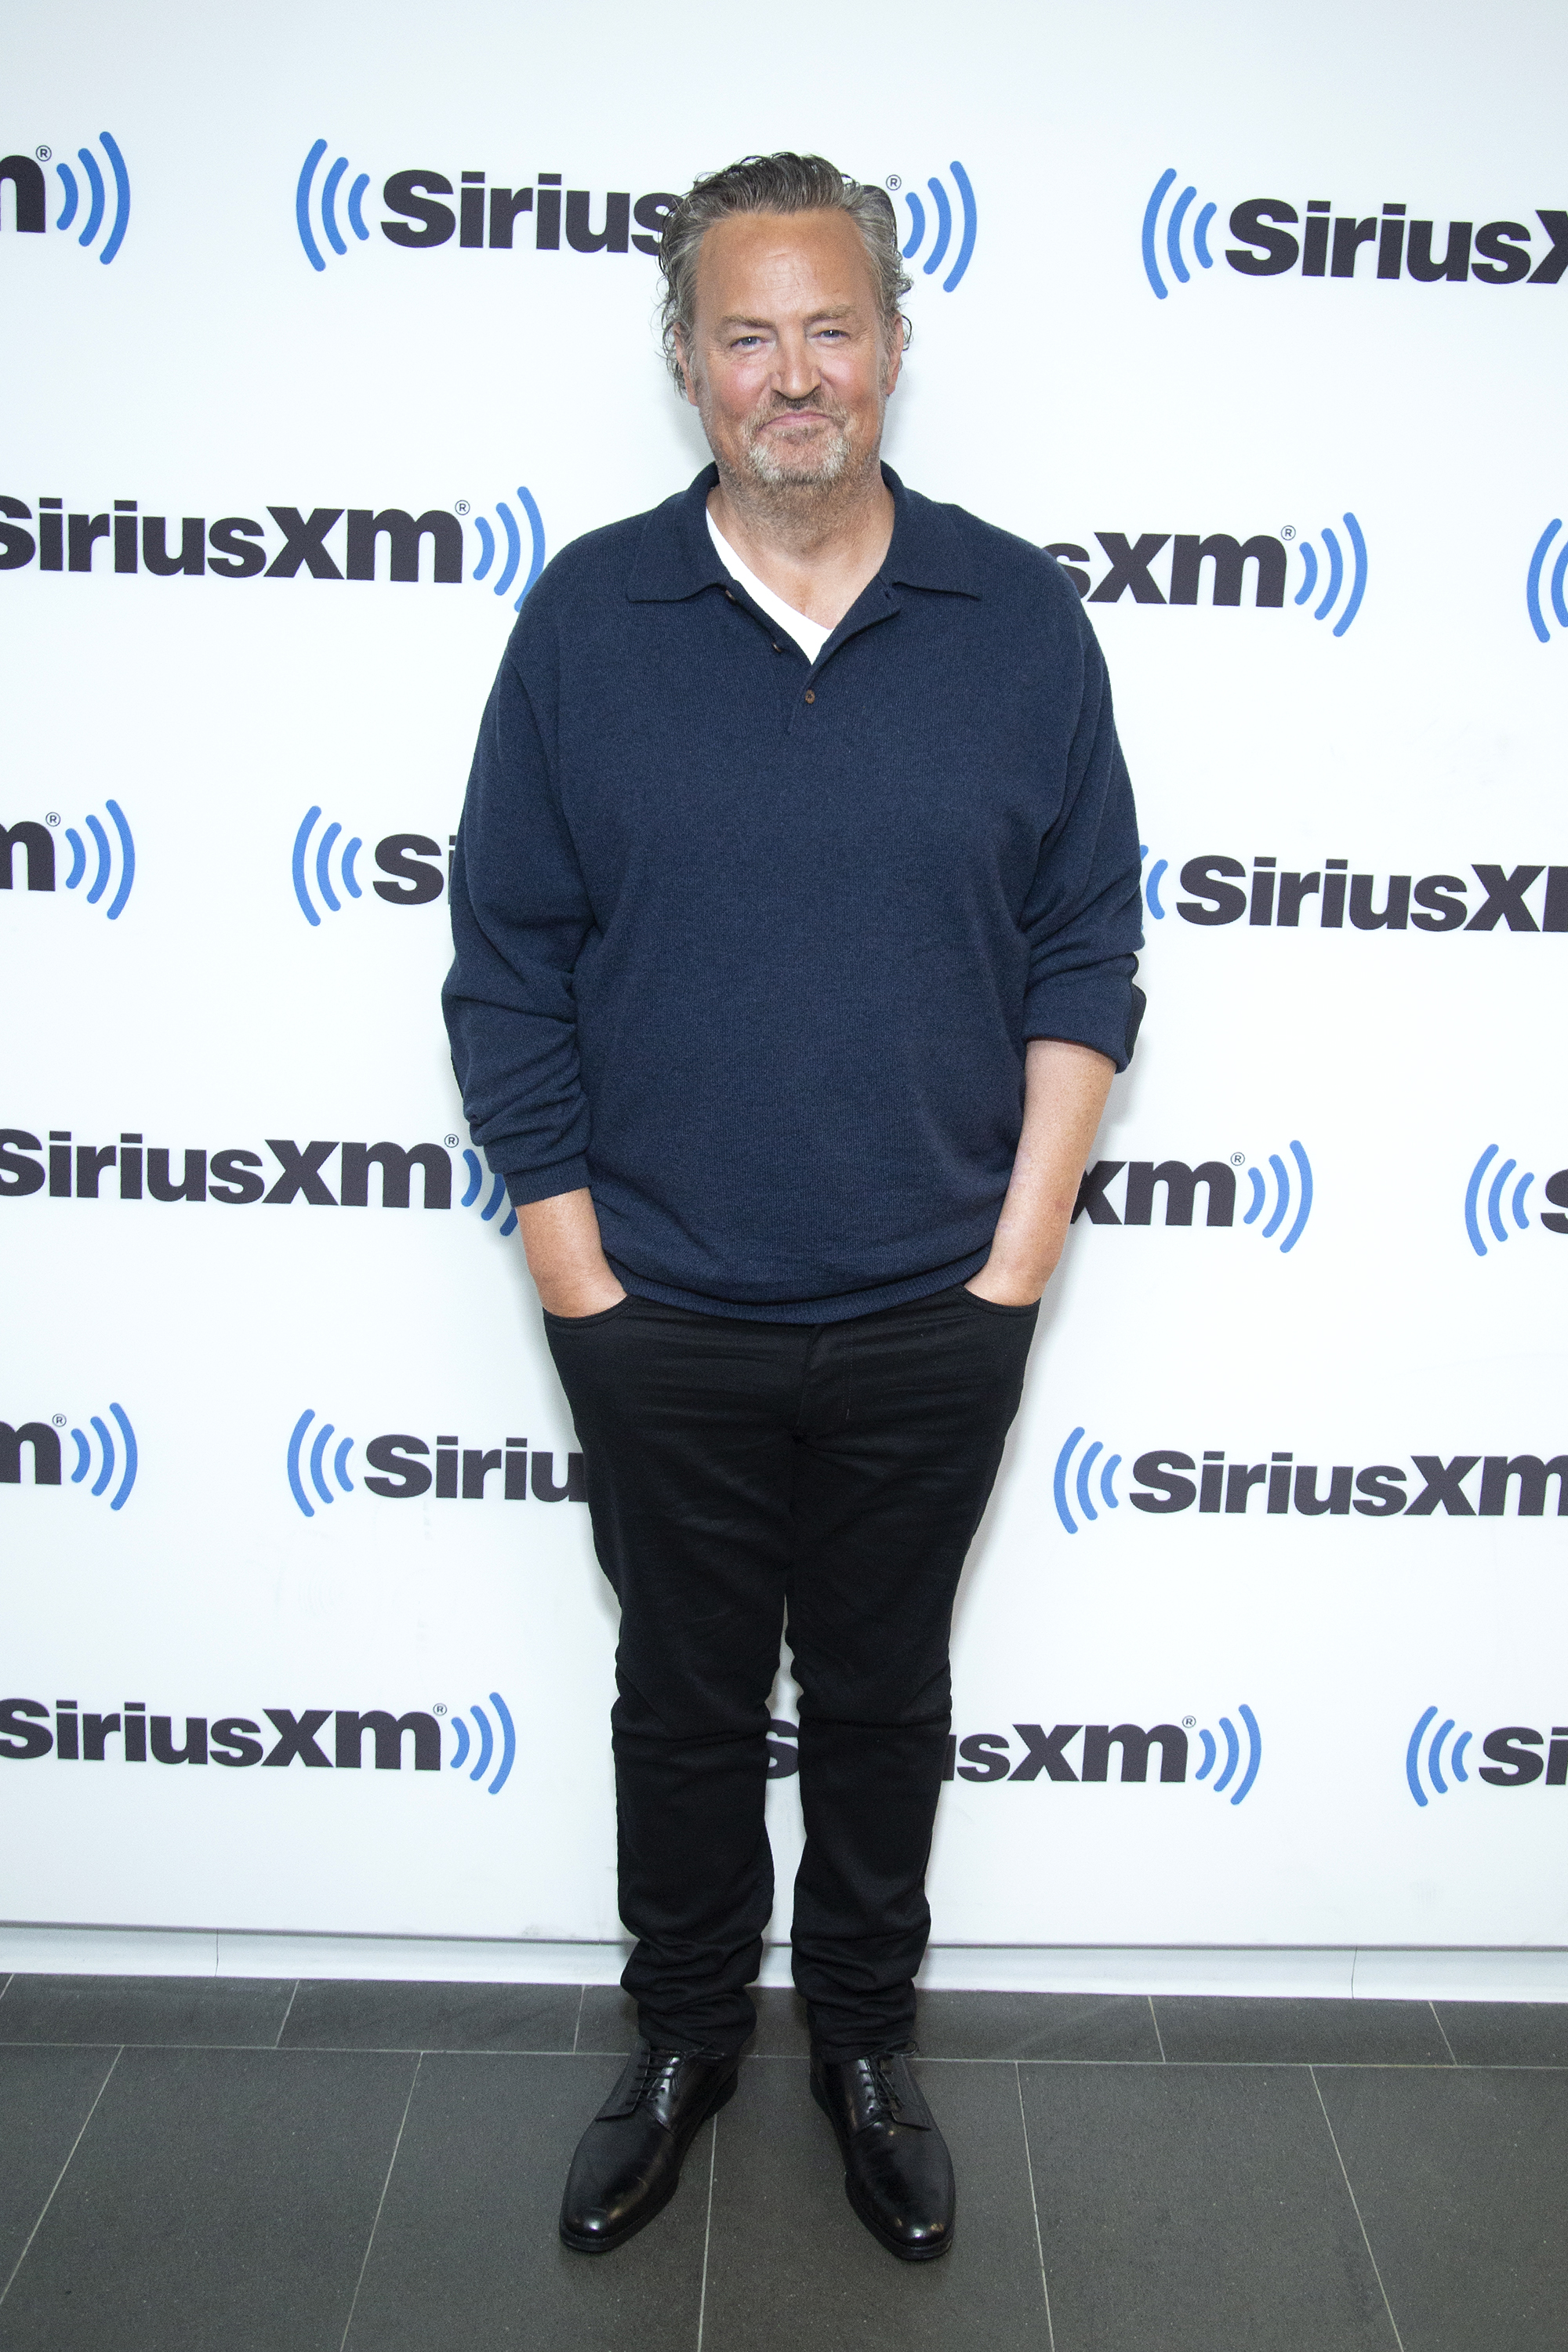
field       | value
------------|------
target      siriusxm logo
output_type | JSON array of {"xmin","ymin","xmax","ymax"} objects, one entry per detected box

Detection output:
[
  {"xmin": 0, "ymin": 488, "xmax": 544, "ymax": 607},
  {"xmin": 1145, "ymin": 855, "xmax": 1568, "ymax": 933},
  {"xmin": 296, "ymin": 143, "xmax": 677, "ymax": 270},
  {"xmin": 1465, "ymin": 1145, "xmax": 1568, "ymax": 1258},
  {"xmin": 1047, "ymin": 520, "xmax": 1366, "ymax": 633},
  {"xmin": 1052, "ymin": 1436, "xmax": 1567, "ymax": 1535},
  {"xmin": 291, "ymin": 812, "xmax": 449, "ymax": 926},
  {"xmin": 1142, "ymin": 170, "xmax": 1567, "ymax": 296},
  {"xmin": 891, "ymin": 162, "xmax": 977, "ymax": 292},
  {"xmin": 3, "ymin": 805, "xmax": 135, "ymax": 919},
  {"xmin": 1526, "ymin": 520, "xmax": 1568, "ymax": 643},
  {"xmin": 0, "ymin": 1131, "xmax": 515, "ymax": 1240},
  {"xmin": 1406, "ymin": 1710, "xmax": 1568, "ymax": 1809},
  {"xmin": 2, "ymin": 1408, "xmax": 138, "ymax": 1511},
  {"xmin": 1074, "ymin": 1145, "xmax": 1312, "ymax": 1253},
  {"xmin": 0, "ymin": 1693, "xmax": 515, "ymax": 1793},
  {"xmin": 943, "ymin": 1708, "xmax": 1262, "ymax": 1804},
  {"xmin": 286, "ymin": 1411, "xmax": 584, "ymax": 1519},
  {"xmin": 0, "ymin": 141, "xmax": 130, "ymax": 264}
]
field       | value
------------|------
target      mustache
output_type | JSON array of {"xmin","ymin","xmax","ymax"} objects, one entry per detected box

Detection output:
[{"xmin": 748, "ymin": 394, "xmax": 848, "ymax": 426}]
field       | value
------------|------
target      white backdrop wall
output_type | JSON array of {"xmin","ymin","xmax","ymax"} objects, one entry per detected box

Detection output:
[{"xmin": 2, "ymin": 0, "xmax": 1565, "ymax": 1965}]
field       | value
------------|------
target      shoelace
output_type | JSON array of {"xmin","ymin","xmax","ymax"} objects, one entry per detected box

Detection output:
[{"xmin": 855, "ymin": 2054, "xmax": 903, "ymax": 2125}]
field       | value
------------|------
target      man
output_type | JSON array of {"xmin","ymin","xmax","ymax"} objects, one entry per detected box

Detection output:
[{"xmin": 444, "ymin": 152, "xmax": 1142, "ymax": 2262}]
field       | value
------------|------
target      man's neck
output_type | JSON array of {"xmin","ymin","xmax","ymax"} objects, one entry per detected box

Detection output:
[{"xmin": 706, "ymin": 458, "xmax": 895, "ymax": 632}]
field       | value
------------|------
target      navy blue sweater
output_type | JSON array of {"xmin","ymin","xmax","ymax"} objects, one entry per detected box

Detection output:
[{"xmin": 443, "ymin": 466, "xmax": 1144, "ymax": 1322}]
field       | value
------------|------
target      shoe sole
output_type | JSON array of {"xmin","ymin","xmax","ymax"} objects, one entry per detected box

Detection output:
[
  {"xmin": 558, "ymin": 2067, "xmax": 737, "ymax": 2256},
  {"xmin": 810, "ymin": 2074, "xmax": 956, "ymax": 2263}
]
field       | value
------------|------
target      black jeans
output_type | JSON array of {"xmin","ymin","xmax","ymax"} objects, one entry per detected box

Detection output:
[{"xmin": 545, "ymin": 1282, "xmax": 1038, "ymax": 2062}]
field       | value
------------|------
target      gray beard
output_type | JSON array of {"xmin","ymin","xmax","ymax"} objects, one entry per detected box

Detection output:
[{"xmin": 741, "ymin": 414, "xmax": 854, "ymax": 491}]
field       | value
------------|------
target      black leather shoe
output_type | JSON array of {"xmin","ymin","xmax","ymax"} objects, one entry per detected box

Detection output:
[
  {"xmin": 559, "ymin": 2040, "xmax": 738, "ymax": 2254},
  {"xmin": 811, "ymin": 2049, "xmax": 956, "ymax": 2260}
]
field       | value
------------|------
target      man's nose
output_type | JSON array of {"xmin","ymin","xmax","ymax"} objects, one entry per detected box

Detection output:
[{"xmin": 771, "ymin": 331, "xmax": 822, "ymax": 400}]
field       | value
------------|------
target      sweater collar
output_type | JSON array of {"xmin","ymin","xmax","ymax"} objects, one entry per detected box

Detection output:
[{"xmin": 626, "ymin": 463, "xmax": 982, "ymax": 603}]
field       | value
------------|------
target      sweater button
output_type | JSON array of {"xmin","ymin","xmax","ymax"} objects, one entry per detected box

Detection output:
[{"xmin": 804, "ymin": 688, "xmax": 815, "ymax": 702}]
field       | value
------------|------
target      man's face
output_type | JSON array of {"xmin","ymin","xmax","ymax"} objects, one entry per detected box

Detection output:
[{"xmin": 678, "ymin": 209, "xmax": 901, "ymax": 495}]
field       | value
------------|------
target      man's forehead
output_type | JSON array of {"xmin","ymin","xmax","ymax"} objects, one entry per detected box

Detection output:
[{"xmin": 694, "ymin": 209, "xmax": 877, "ymax": 306}]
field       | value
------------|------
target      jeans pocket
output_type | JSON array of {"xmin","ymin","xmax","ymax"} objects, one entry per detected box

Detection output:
[
  {"xmin": 956, "ymin": 1287, "xmax": 1040, "ymax": 1319},
  {"xmin": 542, "ymin": 1295, "xmax": 638, "ymax": 1330}
]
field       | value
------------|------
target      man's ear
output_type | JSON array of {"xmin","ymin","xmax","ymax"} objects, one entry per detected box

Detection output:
[{"xmin": 674, "ymin": 334, "xmax": 700, "ymax": 408}]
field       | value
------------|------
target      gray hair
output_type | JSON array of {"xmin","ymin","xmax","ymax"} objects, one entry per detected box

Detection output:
[{"xmin": 657, "ymin": 152, "xmax": 911, "ymax": 390}]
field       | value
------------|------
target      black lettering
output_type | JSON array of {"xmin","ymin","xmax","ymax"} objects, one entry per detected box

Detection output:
[
  {"xmin": 535, "ymin": 178, "xmax": 561, "ymax": 249},
  {"xmin": 265, "ymin": 507, "xmax": 344, "ymax": 582},
  {"xmin": 345, "ymin": 508, "xmax": 462, "ymax": 584},
  {"xmin": 151, "ymin": 1716, "xmax": 208, "ymax": 1765},
  {"xmin": 1045, "ymin": 543, "xmax": 1091, "ymax": 597},
  {"xmin": 1348, "ymin": 873, "xmax": 1411, "ymax": 930},
  {"xmin": 1544, "ymin": 869, "xmax": 1568, "ymax": 932},
  {"xmin": 488, "ymin": 186, "xmax": 532, "ymax": 246},
  {"xmin": 1353, "ymin": 1465, "xmax": 1408, "ymax": 1516},
  {"xmin": 147, "ymin": 1148, "xmax": 206, "ymax": 1203},
  {"xmin": 1276, "ymin": 871, "xmax": 1320, "ymax": 926},
  {"xmin": 261, "ymin": 1708, "xmax": 333, "ymax": 1767},
  {"xmin": 334, "ymin": 1708, "xmax": 440, "ymax": 1771},
  {"xmin": 631, "ymin": 192, "xmax": 677, "ymax": 257},
  {"xmin": 956, "ymin": 1733, "xmax": 1011, "ymax": 1783},
  {"xmin": 1330, "ymin": 216, "xmax": 1377, "ymax": 276},
  {"xmin": 532, "ymin": 1449, "xmax": 586, "ymax": 1502},
  {"xmin": 1225, "ymin": 198, "xmax": 1299, "ymax": 274},
  {"xmin": 1225, "ymin": 1462, "xmax": 1267, "ymax": 1513},
  {"xmin": 364, "ymin": 1435, "xmax": 432, "ymax": 1499},
  {"xmin": 463, "ymin": 1446, "xmax": 502, "ymax": 1498},
  {"xmin": 0, "ymin": 157, "xmax": 47, "ymax": 234},
  {"xmin": 564, "ymin": 191, "xmax": 630, "ymax": 253},
  {"xmin": 381, "ymin": 170, "xmax": 455, "ymax": 247},
  {"xmin": 1541, "ymin": 1171, "xmax": 1568, "ymax": 1236},
  {"xmin": 1479, "ymin": 1728, "xmax": 1544, "ymax": 1786},
  {"xmin": 1530, "ymin": 210, "xmax": 1568, "ymax": 285},
  {"xmin": 1176, "ymin": 856, "xmax": 1247, "ymax": 924},
  {"xmin": 766, "ymin": 1716, "xmax": 798, "ymax": 1777},
  {"xmin": 0, "ymin": 1131, "xmax": 45, "ymax": 1196},
  {"xmin": 142, "ymin": 517, "xmax": 205, "ymax": 576},
  {"xmin": 74, "ymin": 1143, "xmax": 117, "ymax": 1197},
  {"xmin": 1073, "ymin": 1160, "xmax": 1123, "ymax": 1224},
  {"xmin": 1406, "ymin": 220, "xmax": 1472, "ymax": 281},
  {"xmin": 1294, "ymin": 1465, "xmax": 1352, "ymax": 1515},
  {"xmin": 206, "ymin": 517, "xmax": 267, "ymax": 579},
  {"xmin": 263, "ymin": 1140, "xmax": 338, "ymax": 1206},
  {"xmin": 67, "ymin": 513, "xmax": 111, "ymax": 572},
  {"xmin": 1009, "ymin": 1723, "xmax": 1081, "ymax": 1782},
  {"xmin": 1472, "ymin": 222, "xmax": 1532, "ymax": 284},
  {"xmin": 0, "ymin": 1700, "xmax": 51, "ymax": 1759},
  {"xmin": 0, "ymin": 495, "xmax": 35, "ymax": 570},
  {"xmin": 1128, "ymin": 1452, "xmax": 1196, "ymax": 1513},
  {"xmin": 1082, "ymin": 1723, "xmax": 1187, "ymax": 1783},
  {"xmin": 208, "ymin": 1149, "xmax": 264, "ymax": 1204},
  {"xmin": 82, "ymin": 1711, "xmax": 120, "ymax": 1759},
  {"xmin": 1378, "ymin": 209, "xmax": 1406, "ymax": 280},
  {"xmin": 1412, "ymin": 874, "xmax": 1468, "ymax": 932},
  {"xmin": 1124, "ymin": 1160, "xmax": 1236, "ymax": 1227},
  {"xmin": 1088, "ymin": 532, "xmax": 1168, "ymax": 604},
  {"xmin": 1169, "ymin": 534, "xmax": 1287, "ymax": 608},
  {"xmin": 1406, "ymin": 1456, "xmax": 1479, "ymax": 1515},
  {"xmin": 1479, "ymin": 1455, "xmax": 1568, "ymax": 1517},
  {"xmin": 339, "ymin": 1142, "xmax": 451, "ymax": 1210},
  {"xmin": 0, "ymin": 1421, "xmax": 60, "ymax": 1485},
  {"xmin": 373, "ymin": 834, "xmax": 445, "ymax": 904},
  {"xmin": 1467, "ymin": 864, "xmax": 1542, "ymax": 932},
  {"xmin": 211, "ymin": 1717, "xmax": 263, "ymax": 1766}
]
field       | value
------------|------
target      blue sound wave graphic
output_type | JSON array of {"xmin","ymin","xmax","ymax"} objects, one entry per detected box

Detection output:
[
  {"xmin": 1291, "ymin": 514, "xmax": 1368, "ymax": 637},
  {"xmin": 1240, "ymin": 1142, "xmax": 1313, "ymax": 1254},
  {"xmin": 65, "ymin": 1403, "xmax": 137, "ymax": 1510},
  {"xmin": 898, "ymin": 162, "xmax": 978, "ymax": 292},
  {"xmin": 61, "ymin": 800, "xmax": 135, "ymax": 919},
  {"xmin": 470, "ymin": 487, "xmax": 546, "ymax": 611},
  {"xmin": 1526, "ymin": 519, "xmax": 1568, "ymax": 643},
  {"xmin": 291, "ymin": 806, "xmax": 363, "ymax": 926},
  {"xmin": 1464, "ymin": 1143, "xmax": 1534, "ymax": 1258},
  {"xmin": 296, "ymin": 139, "xmax": 372, "ymax": 271},
  {"xmin": 53, "ymin": 133, "xmax": 130, "ymax": 264},
  {"xmin": 447, "ymin": 1691, "xmax": 516, "ymax": 1793},
  {"xmin": 1406, "ymin": 1704, "xmax": 1473, "ymax": 1807},
  {"xmin": 1192, "ymin": 1704, "xmax": 1262, "ymax": 1805},
  {"xmin": 1140, "ymin": 843, "xmax": 1167, "ymax": 921},
  {"xmin": 459, "ymin": 1147, "xmax": 518, "ymax": 1240},
  {"xmin": 1052, "ymin": 1426, "xmax": 1123, "ymax": 1536},
  {"xmin": 1141, "ymin": 168, "xmax": 1217, "ymax": 299},
  {"xmin": 286, "ymin": 1409, "xmax": 357, "ymax": 1519}
]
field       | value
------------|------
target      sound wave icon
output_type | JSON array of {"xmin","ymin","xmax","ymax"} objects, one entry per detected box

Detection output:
[
  {"xmin": 60, "ymin": 800, "xmax": 135, "ymax": 919},
  {"xmin": 291, "ymin": 806, "xmax": 362, "ymax": 926},
  {"xmin": 286, "ymin": 1409, "xmax": 356, "ymax": 1519},
  {"xmin": 1140, "ymin": 844, "xmax": 1167, "ymax": 921},
  {"xmin": 66, "ymin": 1404, "xmax": 137, "ymax": 1510},
  {"xmin": 471, "ymin": 487, "xmax": 546, "ymax": 611},
  {"xmin": 448, "ymin": 1693, "xmax": 516, "ymax": 1794},
  {"xmin": 296, "ymin": 139, "xmax": 371, "ymax": 271},
  {"xmin": 1406, "ymin": 1704, "xmax": 1472, "ymax": 1807},
  {"xmin": 1464, "ymin": 1144, "xmax": 1534, "ymax": 1257},
  {"xmin": 1242, "ymin": 1142, "xmax": 1313, "ymax": 1254},
  {"xmin": 53, "ymin": 133, "xmax": 130, "ymax": 265},
  {"xmin": 459, "ymin": 1148, "xmax": 518, "ymax": 1240},
  {"xmin": 898, "ymin": 162, "xmax": 978, "ymax": 292},
  {"xmin": 1192, "ymin": 1704, "xmax": 1262, "ymax": 1806},
  {"xmin": 1053, "ymin": 1426, "xmax": 1122, "ymax": 1536},
  {"xmin": 1141, "ymin": 168, "xmax": 1217, "ymax": 299},
  {"xmin": 1292, "ymin": 514, "xmax": 1368, "ymax": 637},
  {"xmin": 1526, "ymin": 519, "xmax": 1568, "ymax": 643}
]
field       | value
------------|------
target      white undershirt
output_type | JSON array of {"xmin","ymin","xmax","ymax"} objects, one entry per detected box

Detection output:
[{"xmin": 706, "ymin": 510, "xmax": 833, "ymax": 666}]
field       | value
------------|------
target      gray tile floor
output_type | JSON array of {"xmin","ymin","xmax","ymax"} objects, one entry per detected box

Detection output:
[{"xmin": 0, "ymin": 1974, "xmax": 1561, "ymax": 2350}]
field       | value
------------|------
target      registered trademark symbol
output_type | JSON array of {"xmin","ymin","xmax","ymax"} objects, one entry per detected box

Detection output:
[
  {"xmin": 453, "ymin": 500, "xmax": 470, "ymax": 516},
  {"xmin": 433, "ymin": 1703, "xmax": 448, "ymax": 1715},
  {"xmin": 885, "ymin": 175, "xmax": 902, "ymax": 191},
  {"xmin": 1230, "ymin": 1152, "xmax": 1245, "ymax": 1166},
  {"xmin": 52, "ymin": 1414, "xmax": 66, "ymax": 1428},
  {"xmin": 35, "ymin": 146, "xmax": 51, "ymax": 162},
  {"xmin": 45, "ymin": 811, "xmax": 60, "ymax": 826},
  {"xmin": 444, "ymin": 1134, "xmax": 459, "ymax": 1148},
  {"xmin": 1279, "ymin": 524, "xmax": 1296, "ymax": 541},
  {"xmin": 1182, "ymin": 1715, "xmax": 1196, "ymax": 1728}
]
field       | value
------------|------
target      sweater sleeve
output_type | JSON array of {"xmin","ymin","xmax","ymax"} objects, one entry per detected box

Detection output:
[
  {"xmin": 1019, "ymin": 603, "xmax": 1146, "ymax": 1069},
  {"xmin": 441, "ymin": 643, "xmax": 596, "ymax": 1203}
]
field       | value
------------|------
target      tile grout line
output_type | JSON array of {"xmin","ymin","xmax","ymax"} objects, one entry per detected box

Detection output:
[
  {"xmin": 1427, "ymin": 2001, "xmax": 1459, "ymax": 2067},
  {"xmin": 274, "ymin": 1979, "xmax": 300, "ymax": 2049},
  {"xmin": 0, "ymin": 1974, "xmax": 13, "ymax": 2009},
  {"xmin": 1014, "ymin": 2060, "xmax": 1056, "ymax": 2352},
  {"xmin": 693, "ymin": 2111, "xmax": 719, "ymax": 2352},
  {"xmin": 0, "ymin": 2043, "xmax": 122, "ymax": 2310},
  {"xmin": 571, "ymin": 1982, "xmax": 586, "ymax": 2056},
  {"xmin": 1308, "ymin": 2065, "xmax": 1407, "ymax": 2352},
  {"xmin": 336, "ymin": 2051, "xmax": 423, "ymax": 2352},
  {"xmin": 1146, "ymin": 1994, "xmax": 1167, "ymax": 2063}
]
